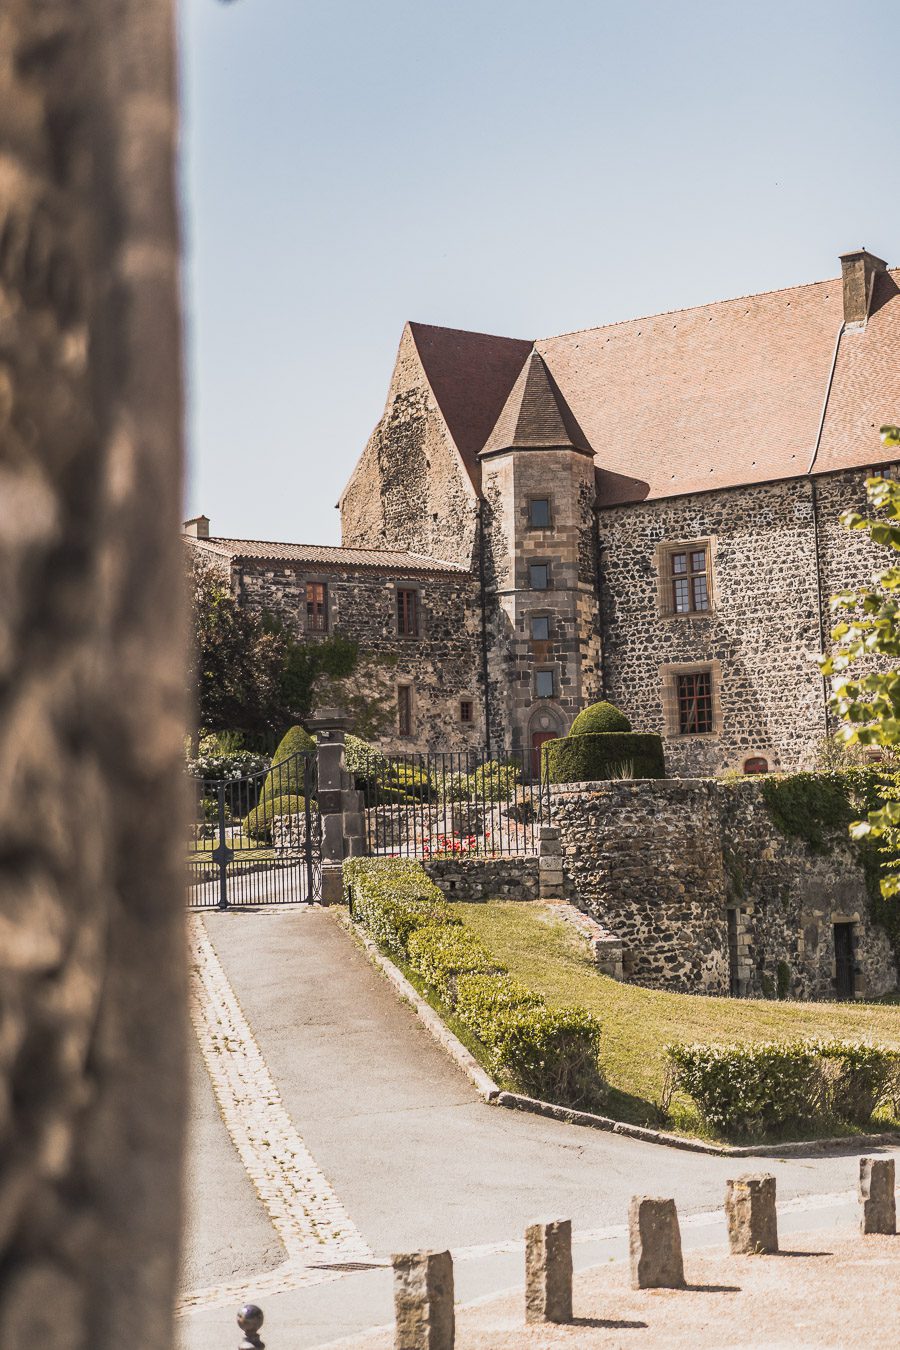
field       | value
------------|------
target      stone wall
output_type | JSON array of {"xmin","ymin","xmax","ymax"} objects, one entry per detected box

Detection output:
[
  {"xmin": 339, "ymin": 324, "xmax": 481, "ymax": 569},
  {"xmin": 423, "ymin": 857, "xmax": 540, "ymax": 902},
  {"xmin": 550, "ymin": 779, "xmax": 897, "ymax": 999},
  {"xmin": 235, "ymin": 558, "xmax": 485, "ymax": 753},
  {"xmin": 597, "ymin": 468, "xmax": 890, "ymax": 776}
]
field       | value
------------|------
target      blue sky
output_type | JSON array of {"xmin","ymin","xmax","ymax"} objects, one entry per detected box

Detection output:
[{"xmin": 179, "ymin": 0, "xmax": 897, "ymax": 544}]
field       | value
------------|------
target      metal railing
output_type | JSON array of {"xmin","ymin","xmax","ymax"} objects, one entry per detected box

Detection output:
[
  {"xmin": 187, "ymin": 751, "xmax": 320, "ymax": 908},
  {"xmin": 357, "ymin": 748, "xmax": 549, "ymax": 858}
]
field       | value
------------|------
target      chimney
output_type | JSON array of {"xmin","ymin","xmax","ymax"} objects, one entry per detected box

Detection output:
[
  {"xmin": 839, "ymin": 248, "xmax": 887, "ymax": 327},
  {"xmin": 183, "ymin": 514, "xmax": 210, "ymax": 539}
]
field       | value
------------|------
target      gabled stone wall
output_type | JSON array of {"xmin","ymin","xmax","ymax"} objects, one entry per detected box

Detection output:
[
  {"xmin": 550, "ymin": 778, "xmax": 897, "ymax": 1000},
  {"xmin": 339, "ymin": 324, "xmax": 480, "ymax": 569},
  {"xmin": 235, "ymin": 558, "xmax": 485, "ymax": 753}
]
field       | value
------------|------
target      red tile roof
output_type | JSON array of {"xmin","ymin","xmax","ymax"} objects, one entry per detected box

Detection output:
[
  {"xmin": 189, "ymin": 536, "xmax": 468, "ymax": 574},
  {"xmin": 814, "ymin": 269, "xmax": 900, "ymax": 476},
  {"xmin": 407, "ymin": 269, "xmax": 900, "ymax": 505},
  {"xmin": 409, "ymin": 322, "xmax": 532, "ymax": 485}
]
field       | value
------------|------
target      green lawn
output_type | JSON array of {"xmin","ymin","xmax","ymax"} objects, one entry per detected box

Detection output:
[{"xmin": 458, "ymin": 901, "xmax": 900, "ymax": 1136}]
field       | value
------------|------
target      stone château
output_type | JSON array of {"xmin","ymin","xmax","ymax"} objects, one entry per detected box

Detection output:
[{"xmin": 186, "ymin": 247, "xmax": 900, "ymax": 775}]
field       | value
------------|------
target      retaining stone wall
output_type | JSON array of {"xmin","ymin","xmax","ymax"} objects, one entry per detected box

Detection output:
[
  {"xmin": 550, "ymin": 778, "xmax": 897, "ymax": 999},
  {"xmin": 423, "ymin": 857, "xmax": 539, "ymax": 902}
]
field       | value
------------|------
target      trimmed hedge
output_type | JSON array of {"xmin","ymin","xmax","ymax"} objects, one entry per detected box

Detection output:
[
  {"xmin": 345, "ymin": 857, "xmax": 604, "ymax": 1108},
  {"xmin": 545, "ymin": 732, "xmax": 666, "ymax": 782},
  {"xmin": 667, "ymin": 1039, "xmax": 900, "ymax": 1138},
  {"xmin": 343, "ymin": 857, "xmax": 460, "ymax": 956},
  {"xmin": 569, "ymin": 701, "xmax": 632, "ymax": 735},
  {"xmin": 407, "ymin": 925, "xmax": 501, "ymax": 1003},
  {"xmin": 242, "ymin": 794, "xmax": 306, "ymax": 841}
]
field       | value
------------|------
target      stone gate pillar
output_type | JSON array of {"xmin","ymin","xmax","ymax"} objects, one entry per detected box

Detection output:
[{"xmin": 308, "ymin": 712, "xmax": 365, "ymax": 904}]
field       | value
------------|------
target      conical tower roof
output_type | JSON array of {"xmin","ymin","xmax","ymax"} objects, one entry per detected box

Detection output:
[{"xmin": 479, "ymin": 349, "xmax": 593, "ymax": 457}]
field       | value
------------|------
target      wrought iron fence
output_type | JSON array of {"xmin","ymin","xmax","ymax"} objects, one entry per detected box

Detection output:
[
  {"xmin": 356, "ymin": 748, "xmax": 549, "ymax": 858},
  {"xmin": 187, "ymin": 751, "xmax": 320, "ymax": 907}
]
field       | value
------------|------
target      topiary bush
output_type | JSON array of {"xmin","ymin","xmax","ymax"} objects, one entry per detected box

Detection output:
[
  {"xmin": 261, "ymin": 725, "xmax": 316, "ymax": 801},
  {"xmin": 469, "ymin": 760, "xmax": 521, "ymax": 801},
  {"xmin": 545, "ymin": 732, "xmax": 665, "ymax": 782},
  {"xmin": 569, "ymin": 701, "xmax": 632, "ymax": 735},
  {"xmin": 242, "ymin": 794, "xmax": 307, "ymax": 841}
]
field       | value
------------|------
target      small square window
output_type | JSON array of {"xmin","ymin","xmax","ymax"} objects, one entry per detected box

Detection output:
[
  {"xmin": 531, "ymin": 615, "xmax": 550, "ymax": 641},
  {"xmin": 535, "ymin": 670, "xmax": 555, "ymax": 699},
  {"xmin": 529, "ymin": 563, "xmax": 550, "ymax": 590},
  {"xmin": 529, "ymin": 498, "xmax": 551, "ymax": 528},
  {"xmin": 460, "ymin": 699, "xmax": 474, "ymax": 724}
]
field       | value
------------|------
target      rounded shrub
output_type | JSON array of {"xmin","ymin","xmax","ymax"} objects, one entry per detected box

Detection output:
[
  {"xmin": 569, "ymin": 701, "xmax": 632, "ymax": 736},
  {"xmin": 470, "ymin": 760, "xmax": 521, "ymax": 801},
  {"xmin": 389, "ymin": 762, "xmax": 432, "ymax": 800},
  {"xmin": 243, "ymin": 794, "xmax": 306, "ymax": 841},
  {"xmin": 545, "ymin": 732, "xmax": 665, "ymax": 782},
  {"xmin": 261, "ymin": 726, "xmax": 315, "ymax": 800}
]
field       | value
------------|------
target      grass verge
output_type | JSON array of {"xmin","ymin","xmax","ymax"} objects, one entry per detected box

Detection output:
[{"xmin": 459, "ymin": 901, "xmax": 900, "ymax": 1142}]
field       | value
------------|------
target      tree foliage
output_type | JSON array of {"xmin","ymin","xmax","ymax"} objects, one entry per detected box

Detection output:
[
  {"xmin": 820, "ymin": 424, "xmax": 900, "ymax": 895},
  {"xmin": 190, "ymin": 555, "xmax": 394, "ymax": 738}
]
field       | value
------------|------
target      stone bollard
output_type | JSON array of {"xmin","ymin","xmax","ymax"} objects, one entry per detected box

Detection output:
[
  {"xmin": 392, "ymin": 1250, "xmax": 455, "ymax": 1350},
  {"xmin": 525, "ymin": 1219, "xmax": 573, "ymax": 1324},
  {"xmin": 725, "ymin": 1173, "xmax": 779, "ymax": 1254},
  {"xmin": 859, "ymin": 1157, "xmax": 896, "ymax": 1235},
  {"xmin": 237, "ymin": 1303, "xmax": 265, "ymax": 1349},
  {"xmin": 628, "ymin": 1197, "xmax": 685, "ymax": 1289}
]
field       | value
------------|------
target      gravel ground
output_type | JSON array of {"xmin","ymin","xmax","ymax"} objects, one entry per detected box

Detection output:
[{"xmin": 330, "ymin": 1226, "xmax": 900, "ymax": 1349}]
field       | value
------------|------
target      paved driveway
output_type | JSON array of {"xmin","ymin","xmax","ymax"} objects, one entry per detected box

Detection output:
[{"xmin": 178, "ymin": 906, "xmax": 896, "ymax": 1348}]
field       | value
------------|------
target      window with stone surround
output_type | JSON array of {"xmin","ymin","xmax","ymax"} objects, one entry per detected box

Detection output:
[
  {"xmin": 459, "ymin": 699, "xmax": 474, "ymax": 724},
  {"xmin": 677, "ymin": 671, "xmax": 713, "ymax": 733},
  {"xmin": 397, "ymin": 684, "xmax": 414, "ymax": 737},
  {"xmin": 531, "ymin": 615, "xmax": 551, "ymax": 641},
  {"xmin": 529, "ymin": 562, "xmax": 550, "ymax": 591},
  {"xmin": 396, "ymin": 588, "xmax": 419, "ymax": 637},
  {"xmin": 660, "ymin": 660, "xmax": 722, "ymax": 737},
  {"xmin": 528, "ymin": 497, "xmax": 551, "ymax": 528},
  {"xmin": 656, "ymin": 539, "xmax": 714, "ymax": 616},
  {"xmin": 535, "ymin": 669, "xmax": 555, "ymax": 699},
  {"xmin": 306, "ymin": 581, "xmax": 328, "ymax": 633}
]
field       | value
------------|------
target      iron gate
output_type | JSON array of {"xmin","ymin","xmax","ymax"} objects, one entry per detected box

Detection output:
[
  {"xmin": 358, "ymin": 747, "xmax": 549, "ymax": 858},
  {"xmin": 187, "ymin": 751, "xmax": 320, "ymax": 908}
]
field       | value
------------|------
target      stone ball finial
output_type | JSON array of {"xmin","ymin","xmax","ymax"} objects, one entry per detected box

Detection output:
[{"xmin": 237, "ymin": 1303, "xmax": 265, "ymax": 1349}]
